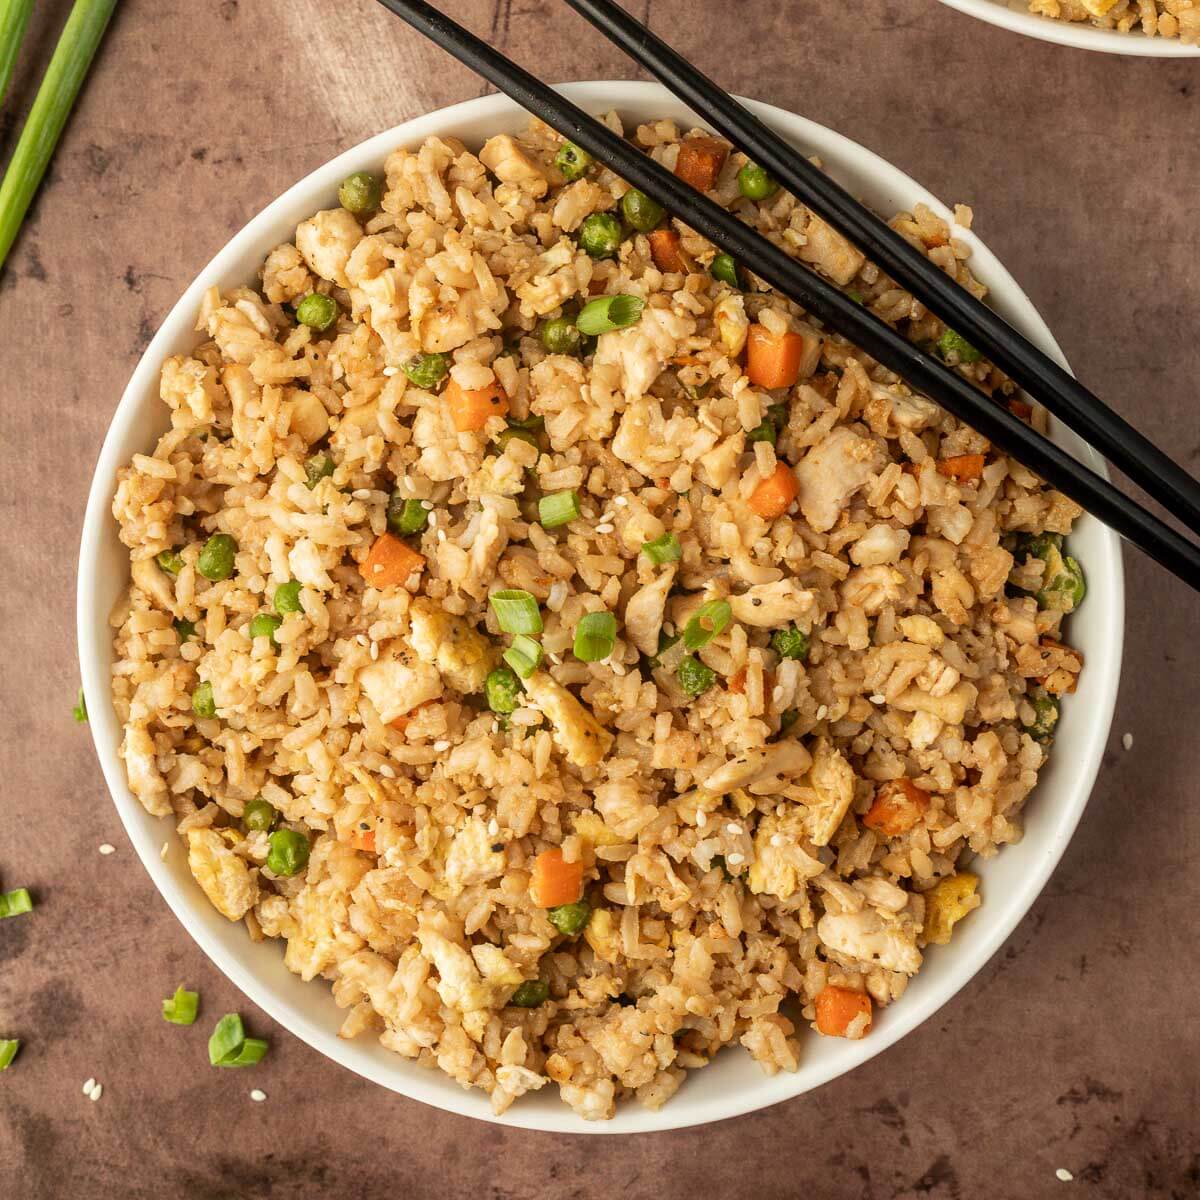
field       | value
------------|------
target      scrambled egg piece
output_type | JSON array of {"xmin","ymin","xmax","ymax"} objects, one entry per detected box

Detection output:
[
  {"xmin": 584, "ymin": 908, "xmax": 620, "ymax": 963},
  {"xmin": 408, "ymin": 599, "xmax": 496, "ymax": 695},
  {"xmin": 186, "ymin": 827, "xmax": 258, "ymax": 921},
  {"xmin": 804, "ymin": 739, "xmax": 857, "ymax": 846},
  {"xmin": 357, "ymin": 653, "xmax": 443, "ymax": 724},
  {"xmin": 923, "ymin": 872, "xmax": 980, "ymax": 945},
  {"xmin": 748, "ymin": 809, "xmax": 825, "ymax": 900},
  {"xmin": 573, "ymin": 811, "xmax": 624, "ymax": 847},
  {"xmin": 522, "ymin": 671, "xmax": 613, "ymax": 768},
  {"xmin": 444, "ymin": 817, "xmax": 505, "ymax": 894}
]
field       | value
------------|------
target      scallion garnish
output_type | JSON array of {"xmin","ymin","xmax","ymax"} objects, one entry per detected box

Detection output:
[
  {"xmin": 538, "ymin": 490, "xmax": 581, "ymax": 529},
  {"xmin": 0, "ymin": 0, "xmax": 119, "ymax": 271},
  {"xmin": 642, "ymin": 532, "xmax": 681, "ymax": 565},
  {"xmin": 503, "ymin": 634, "xmax": 544, "ymax": 679},
  {"xmin": 0, "ymin": 888, "xmax": 32, "ymax": 919},
  {"xmin": 489, "ymin": 589, "xmax": 543, "ymax": 635},
  {"xmin": 208, "ymin": 1013, "xmax": 268, "ymax": 1068},
  {"xmin": 574, "ymin": 611, "xmax": 618, "ymax": 662},
  {"xmin": 0, "ymin": 1039, "xmax": 19, "ymax": 1070},
  {"xmin": 575, "ymin": 294, "xmax": 644, "ymax": 336},
  {"xmin": 162, "ymin": 985, "xmax": 200, "ymax": 1026},
  {"xmin": 72, "ymin": 688, "xmax": 88, "ymax": 723},
  {"xmin": 0, "ymin": 1, "xmax": 34, "ymax": 110},
  {"xmin": 226, "ymin": 1038, "xmax": 269, "ymax": 1067},
  {"xmin": 683, "ymin": 600, "xmax": 732, "ymax": 650},
  {"xmin": 387, "ymin": 493, "xmax": 430, "ymax": 536}
]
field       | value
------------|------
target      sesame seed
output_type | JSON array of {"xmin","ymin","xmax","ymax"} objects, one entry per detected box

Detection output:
[
  {"xmin": 595, "ymin": 523, "xmax": 615, "ymax": 535},
  {"xmin": 420, "ymin": 500, "xmax": 433, "ymax": 510},
  {"xmin": 427, "ymin": 511, "xmax": 438, "ymax": 528},
  {"xmin": 432, "ymin": 740, "xmax": 451, "ymax": 752},
  {"xmin": 383, "ymin": 366, "xmax": 398, "ymax": 376},
  {"xmin": 437, "ymin": 530, "xmax": 446, "ymax": 542},
  {"xmin": 83, "ymin": 1078, "xmax": 96, "ymax": 1095},
  {"xmin": 378, "ymin": 764, "xmax": 396, "ymax": 778},
  {"xmin": 250, "ymin": 1088, "xmax": 268, "ymax": 1102},
  {"xmin": 696, "ymin": 811, "xmax": 708, "ymax": 827},
  {"xmin": 726, "ymin": 823, "xmax": 743, "ymax": 836},
  {"xmin": 869, "ymin": 694, "xmax": 885, "ymax": 705},
  {"xmin": 352, "ymin": 489, "xmax": 372, "ymax": 500},
  {"xmin": 89, "ymin": 1084, "xmax": 103, "ymax": 1102},
  {"xmin": 610, "ymin": 661, "xmax": 626, "ymax": 676},
  {"xmin": 614, "ymin": 496, "xmax": 628, "ymax": 507},
  {"xmin": 726, "ymin": 852, "xmax": 744, "ymax": 866},
  {"xmin": 1122, "ymin": 732, "xmax": 1133, "ymax": 751},
  {"xmin": 369, "ymin": 641, "xmax": 379, "ymax": 660},
  {"xmin": 98, "ymin": 843, "xmax": 115, "ymax": 856},
  {"xmin": 487, "ymin": 818, "xmax": 500, "ymax": 837},
  {"xmin": 816, "ymin": 705, "xmax": 828, "ymax": 720},
  {"xmin": 1055, "ymin": 1169, "xmax": 1073, "ymax": 1183}
]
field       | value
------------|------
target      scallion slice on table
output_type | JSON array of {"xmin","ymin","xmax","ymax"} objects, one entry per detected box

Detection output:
[
  {"xmin": 161, "ymin": 986, "xmax": 199, "ymax": 1026},
  {"xmin": 574, "ymin": 612, "xmax": 617, "ymax": 662},
  {"xmin": 642, "ymin": 532, "xmax": 681, "ymax": 564},
  {"xmin": 0, "ymin": 0, "xmax": 34, "ymax": 109},
  {"xmin": 0, "ymin": 0, "xmax": 119, "ymax": 272},
  {"xmin": 0, "ymin": 888, "xmax": 33, "ymax": 919},
  {"xmin": 538, "ymin": 490, "xmax": 581, "ymax": 529},
  {"xmin": 72, "ymin": 688, "xmax": 88, "ymax": 723},
  {"xmin": 208, "ymin": 1013, "xmax": 268, "ymax": 1068},
  {"xmin": 0, "ymin": 1039, "xmax": 19, "ymax": 1070},
  {"xmin": 503, "ymin": 634, "xmax": 543, "ymax": 679},
  {"xmin": 575, "ymin": 294, "xmax": 644, "ymax": 336},
  {"xmin": 489, "ymin": 589, "xmax": 543, "ymax": 635},
  {"xmin": 683, "ymin": 600, "xmax": 732, "ymax": 650}
]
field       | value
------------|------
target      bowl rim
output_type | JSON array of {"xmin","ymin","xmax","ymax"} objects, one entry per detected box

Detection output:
[
  {"xmin": 935, "ymin": 0, "xmax": 1200, "ymax": 55},
  {"xmin": 77, "ymin": 80, "xmax": 1125, "ymax": 1133}
]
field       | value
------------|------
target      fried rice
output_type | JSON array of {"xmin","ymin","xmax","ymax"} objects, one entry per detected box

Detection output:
[
  {"xmin": 1023, "ymin": 0, "xmax": 1198, "ymax": 41},
  {"xmin": 110, "ymin": 112, "xmax": 1086, "ymax": 1119}
]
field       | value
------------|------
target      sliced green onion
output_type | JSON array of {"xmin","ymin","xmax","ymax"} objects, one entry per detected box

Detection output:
[
  {"xmin": 642, "ymin": 532, "xmax": 681, "ymax": 565},
  {"xmin": 162, "ymin": 985, "xmax": 199, "ymax": 1026},
  {"xmin": 503, "ymin": 634, "xmax": 543, "ymax": 679},
  {"xmin": 156, "ymin": 548, "xmax": 185, "ymax": 576},
  {"xmin": 683, "ymin": 600, "xmax": 732, "ymax": 650},
  {"xmin": 0, "ymin": 0, "xmax": 118, "ymax": 272},
  {"xmin": 936, "ymin": 328, "xmax": 983, "ymax": 364},
  {"xmin": 0, "ymin": 1039, "xmax": 19, "ymax": 1070},
  {"xmin": 745, "ymin": 419, "xmax": 776, "ymax": 444},
  {"xmin": 0, "ymin": 888, "xmax": 32, "ymax": 919},
  {"xmin": 387, "ymin": 493, "xmax": 429, "ymax": 536},
  {"xmin": 224, "ymin": 1037, "xmax": 269, "ymax": 1067},
  {"xmin": 72, "ymin": 688, "xmax": 88, "ymax": 723},
  {"xmin": 574, "ymin": 612, "xmax": 617, "ymax": 662},
  {"xmin": 0, "ymin": 1, "xmax": 34, "ymax": 111},
  {"xmin": 576, "ymin": 294, "xmax": 644, "ymax": 336},
  {"xmin": 207, "ymin": 1013, "xmax": 245, "ymax": 1066},
  {"xmin": 489, "ymin": 589, "xmax": 543, "ymax": 635},
  {"xmin": 538, "ymin": 489, "xmax": 581, "ymax": 529}
]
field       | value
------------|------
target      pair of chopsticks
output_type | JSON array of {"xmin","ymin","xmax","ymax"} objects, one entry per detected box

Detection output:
[
  {"xmin": 373, "ymin": 0, "xmax": 1200, "ymax": 593},
  {"xmin": 0, "ymin": 0, "xmax": 118, "ymax": 272}
]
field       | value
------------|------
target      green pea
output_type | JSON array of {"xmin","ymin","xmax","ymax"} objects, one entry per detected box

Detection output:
[
  {"xmin": 174, "ymin": 618, "xmax": 196, "ymax": 641},
  {"xmin": 248, "ymin": 613, "xmax": 282, "ymax": 645},
  {"xmin": 509, "ymin": 979, "xmax": 549, "ymax": 1008},
  {"xmin": 779, "ymin": 708, "xmax": 801, "ymax": 734},
  {"xmin": 296, "ymin": 293, "xmax": 338, "ymax": 332},
  {"xmin": 494, "ymin": 426, "xmax": 540, "ymax": 453},
  {"xmin": 554, "ymin": 141, "xmax": 593, "ymax": 182},
  {"xmin": 338, "ymin": 171, "xmax": 383, "ymax": 216},
  {"xmin": 746, "ymin": 419, "xmax": 777, "ymax": 444},
  {"xmin": 197, "ymin": 534, "xmax": 237, "ymax": 582},
  {"xmin": 710, "ymin": 253, "xmax": 741, "ymax": 289},
  {"xmin": 620, "ymin": 188, "xmax": 665, "ymax": 233},
  {"xmin": 485, "ymin": 665, "xmax": 522, "ymax": 715},
  {"xmin": 401, "ymin": 352, "xmax": 450, "ymax": 390},
  {"xmin": 1017, "ymin": 531, "xmax": 1063, "ymax": 561},
  {"xmin": 242, "ymin": 797, "xmax": 277, "ymax": 833},
  {"xmin": 273, "ymin": 581, "xmax": 303, "ymax": 615},
  {"xmin": 1023, "ymin": 689, "xmax": 1060, "ymax": 744},
  {"xmin": 677, "ymin": 654, "xmax": 716, "ymax": 698},
  {"xmin": 937, "ymin": 328, "xmax": 982, "ymax": 364},
  {"xmin": 304, "ymin": 453, "xmax": 335, "ymax": 490},
  {"xmin": 539, "ymin": 316, "xmax": 582, "ymax": 356},
  {"xmin": 266, "ymin": 828, "xmax": 310, "ymax": 877},
  {"xmin": 737, "ymin": 162, "xmax": 778, "ymax": 201},
  {"xmin": 767, "ymin": 402, "xmax": 789, "ymax": 428},
  {"xmin": 770, "ymin": 626, "xmax": 810, "ymax": 662},
  {"xmin": 156, "ymin": 548, "xmax": 185, "ymax": 577},
  {"xmin": 578, "ymin": 212, "xmax": 623, "ymax": 259},
  {"xmin": 387, "ymin": 492, "xmax": 430, "ymax": 536},
  {"xmin": 1036, "ymin": 545, "xmax": 1086, "ymax": 614},
  {"xmin": 547, "ymin": 900, "xmax": 591, "ymax": 937},
  {"xmin": 192, "ymin": 680, "xmax": 216, "ymax": 719}
]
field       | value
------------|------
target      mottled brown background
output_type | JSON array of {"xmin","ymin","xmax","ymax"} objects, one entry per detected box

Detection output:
[{"xmin": 1, "ymin": 0, "xmax": 1197, "ymax": 1196}]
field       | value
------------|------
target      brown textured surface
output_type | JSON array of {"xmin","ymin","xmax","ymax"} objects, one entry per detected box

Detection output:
[{"xmin": 1, "ymin": 0, "xmax": 1198, "ymax": 1196}]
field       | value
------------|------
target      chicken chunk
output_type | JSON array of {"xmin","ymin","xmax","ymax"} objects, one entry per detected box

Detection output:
[
  {"xmin": 804, "ymin": 739, "xmax": 857, "ymax": 846},
  {"xmin": 357, "ymin": 653, "xmax": 443, "ymax": 724},
  {"xmin": 186, "ymin": 827, "xmax": 259, "ymax": 922},
  {"xmin": 407, "ymin": 599, "xmax": 496, "ymax": 695},
  {"xmin": 593, "ymin": 306, "xmax": 695, "ymax": 401},
  {"xmin": 728, "ymin": 580, "xmax": 814, "ymax": 628},
  {"xmin": 478, "ymin": 134, "xmax": 548, "ymax": 197},
  {"xmin": 793, "ymin": 427, "xmax": 884, "ymax": 533},
  {"xmin": 522, "ymin": 672, "xmax": 613, "ymax": 768},
  {"xmin": 817, "ymin": 908, "xmax": 922, "ymax": 974},
  {"xmin": 295, "ymin": 208, "xmax": 362, "ymax": 287},
  {"xmin": 623, "ymin": 567, "xmax": 676, "ymax": 656},
  {"xmin": 704, "ymin": 739, "xmax": 812, "ymax": 794},
  {"xmin": 797, "ymin": 214, "xmax": 866, "ymax": 285},
  {"xmin": 416, "ymin": 924, "xmax": 491, "ymax": 1012},
  {"xmin": 747, "ymin": 808, "xmax": 825, "ymax": 899},
  {"xmin": 122, "ymin": 724, "xmax": 170, "ymax": 816}
]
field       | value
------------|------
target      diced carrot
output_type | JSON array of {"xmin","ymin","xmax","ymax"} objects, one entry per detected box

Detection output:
[
  {"xmin": 727, "ymin": 668, "xmax": 747, "ymax": 695},
  {"xmin": 446, "ymin": 377, "xmax": 509, "ymax": 433},
  {"xmin": 936, "ymin": 453, "xmax": 986, "ymax": 483},
  {"xmin": 746, "ymin": 324, "xmax": 806, "ymax": 389},
  {"xmin": 360, "ymin": 532, "xmax": 425, "ymax": 590},
  {"xmin": 673, "ymin": 136, "xmax": 728, "ymax": 192},
  {"xmin": 350, "ymin": 828, "xmax": 376, "ymax": 853},
  {"xmin": 747, "ymin": 462, "xmax": 799, "ymax": 519},
  {"xmin": 1008, "ymin": 398, "xmax": 1033, "ymax": 421},
  {"xmin": 863, "ymin": 779, "xmax": 931, "ymax": 837},
  {"xmin": 815, "ymin": 985, "xmax": 873, "ymax": 1039},
  {"xmin": 648, "ymin": 228, "xmax": 687, "ymax": 273},
  {"xmin": 529, "ymin": 847, "xmax": 584, "ymax": 908}
]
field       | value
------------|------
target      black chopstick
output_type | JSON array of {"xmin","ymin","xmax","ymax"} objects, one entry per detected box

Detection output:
[
  {"xmin": 564, "ymin": 0, "xmax": 1200, "ymax": 537},
  {"xmin": 372, "ymin": 0, "xmax": 1200, "ymax": 593}
]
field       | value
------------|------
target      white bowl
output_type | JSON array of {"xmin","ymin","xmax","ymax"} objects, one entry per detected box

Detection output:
[
  {"xmin": 937, "ymin": 0, "xmax": 1200, "ymax": 54},
  {"xmin": 77, "ymin": 81, "xmax": 1124, "ymax": 1133}
]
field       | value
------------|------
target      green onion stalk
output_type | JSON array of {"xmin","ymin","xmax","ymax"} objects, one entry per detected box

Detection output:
[
  {"xmin": 0, "ymin": 0, "xmax": 34, "ymax": 109},
  {"xmin": 0, "ymin": 0, "xmax": 119, "ymax": 272}
]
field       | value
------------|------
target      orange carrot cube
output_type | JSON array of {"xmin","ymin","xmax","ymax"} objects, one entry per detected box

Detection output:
[
  {"xmin": 529, "ymin": 847, "xmax": 584, "ymax": 908},
  {"xmin": 674, "ymin": 136, "xmax": 728, "ymax": 192},
  {"xmin": 863, "ymin": 779, "xmax": 931, "ymax": 836},
  {"xmin": 746, "ymin": 324, "xmax": 810, "ymax": 389},
  {"xmin": 815, "ymin": 985, "xmax": 873, "ymax": 1038},
  {"xmin": 360, "ymin": 532, "xmax": 425, "ymax": 590},
  {"xmin": 648, "ymin": 228, "xmax": 687, "ymax": 273},
  {"xmin": 936, "ymin": 453, "xmax": 986, "ymax": 483},
  {"xmin": 747, "ymin": 462, "xmax": 799, "ymax": 519},
  {"xmin": 446, "ymin": 378, "xmax": 509, "ymax": 433}
]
